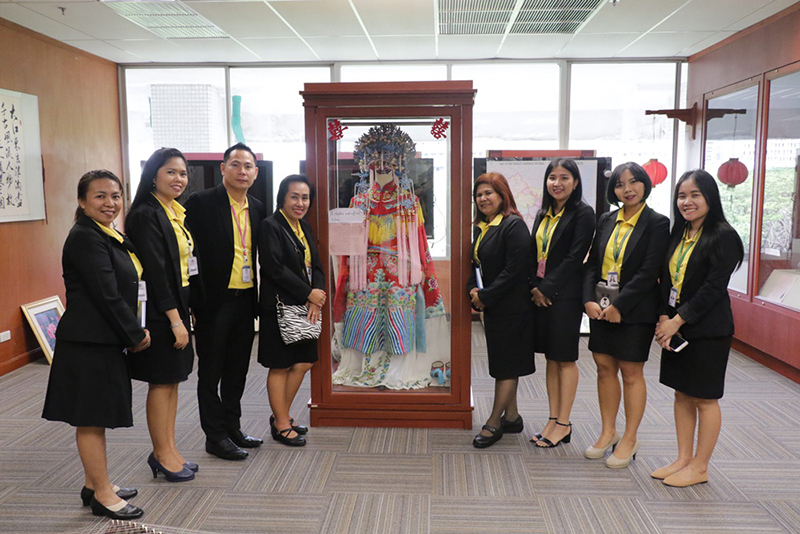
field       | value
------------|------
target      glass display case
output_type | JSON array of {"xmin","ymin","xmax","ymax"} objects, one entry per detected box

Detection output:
[{"xmin": 302, "ymin": 82, "xmax": 475, "ymax": 428}]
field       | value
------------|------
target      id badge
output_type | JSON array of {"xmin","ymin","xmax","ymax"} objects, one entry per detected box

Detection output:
[
  {"xmin": 537, "ymin": 258, "xmax": 546, "ymax": 278},
  {"xmin": 669, "ymin": 286, "xmax": 678, "ymax": 308},
  {"xmin": 242, "ymin": 265, "xmax": 252, "ymax": 283},
  {"xmin": 187, "ymin": 256, "xmax": 199, "ymax": 276},
  {"xmin": 607, "ymin": 271, "xmax": 619, "ymax": 285},
  {"xmin": 306, "ymin": 266, "xmax": 313, "ymax": 284},
  {"xmin": 138, "ymin": 281, "xmax": 147, "ymax": 302}
]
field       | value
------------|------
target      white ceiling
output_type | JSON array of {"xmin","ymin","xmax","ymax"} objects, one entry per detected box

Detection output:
[{"xmin": 0, "ymin": 0, "xmax": 796, "ymax": 65}]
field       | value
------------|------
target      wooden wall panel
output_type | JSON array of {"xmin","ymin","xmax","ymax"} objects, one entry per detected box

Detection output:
[
  {"xmin": 687, "ymin": 5, "xmax": 800, "ymax": 377},
  {"xmin": 0, "ymin": 18, "xmax": 121, "ymax": 375}
]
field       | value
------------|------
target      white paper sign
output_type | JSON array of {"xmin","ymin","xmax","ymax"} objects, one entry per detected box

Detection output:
[{"xmin": 329, "ymin": 208, "xmax": 366, "ymax": 256}]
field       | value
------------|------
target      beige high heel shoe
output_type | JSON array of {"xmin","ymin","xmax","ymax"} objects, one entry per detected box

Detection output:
[
  {"xmin": 605, "ymin": 440, "xmax": 641, "ymax": 469},
  {"xmin": 584, "ymin": 432, "xmax": 621, "ymax": 459}
]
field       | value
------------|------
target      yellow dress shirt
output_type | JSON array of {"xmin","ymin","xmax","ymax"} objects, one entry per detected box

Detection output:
[
  {"xmin": 153, "ymin": 194, "xmax": 193, "ymax": 287},
  {"xmin": 535, "ymin": 207, "xmax": 563, "ymax": 261},
  {"xmin": 95, "ymin": 221, "xmax": 143, "ymax": 280},
  {"xmin": 601, "ymin": 203, "xmax": 646, "ymax": 280},
  {"xmin": 227, "ymin": 193, "xmax": 254, "ymax": 289},
  {"xmin": 280, "ymin": 209, "xmax": 311, "ymax": 267},
  {"xmin": 474, "ymin": 213, "xmax": 503, "ymax": 264},
  {"xmin": 668, "ymin": 226, "xmax": 703, "ymax": 303}
]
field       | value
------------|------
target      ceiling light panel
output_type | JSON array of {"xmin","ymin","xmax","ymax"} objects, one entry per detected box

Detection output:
[
  {"xmin": 102, "ymin": 1, "xmax": 229, "ymax": 39},
  {"xmin": 511, "ymin": 0, "xmax": 604, "ymax": 34},
  {"xmin": 438, "ymin": 0, "xmax": 516, "ymax": 35}
]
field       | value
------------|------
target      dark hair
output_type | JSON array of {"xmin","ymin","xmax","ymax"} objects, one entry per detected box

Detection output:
[
  {"xmin": 671, "ymin": 168, "xmax": 744, "ymax": 269},
  {"xmin": 539, "ymin": 158, "xmax": 584, "ymax": 217},
  {"xmin": 130, "ymin": 147, "xmax": 187, "ymax": 210},
  {"xmin": 75, "ymin": 169, "xmax": 123, "ymax": 221},
  {"xmin": 223, "ymin": 142, "xmax": 257, "ymax": 163},
  {"xmin": 473, "ymin": 172, "xmax": 521, "ymax": 224},
  {"xmin": 276, "ymin": 174, "xmax": 315, "ymax": 212},
  {"xmin": 606, "ymin": 162, "xmax": 652, "ymax": 207}
]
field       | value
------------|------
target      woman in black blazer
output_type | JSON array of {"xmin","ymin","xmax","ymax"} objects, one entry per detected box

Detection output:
[
  {"xmin": 42, "ymin": 170, "xmax": 150, "ymax": 520},
  {"xmin": 125, "ymin": 148, "xmax": 197, "ymax": 482},
  {"xmin": 582, "ymin": 162, "xmax": 669, "ymax": 468},
  {"xmin": 529, "ymin": 159, "xmax": 595, "ymax": 448},
  {"xmin": 653, "ymin": 169, "xmax": 743, "ymax": 488},
  {"xmin": 467, "ymin": 172, "xmax": 535, "ymax": 448},
  {"xmin": 259, "ymin": 175, "xmax": 326, "ymax": 447}
]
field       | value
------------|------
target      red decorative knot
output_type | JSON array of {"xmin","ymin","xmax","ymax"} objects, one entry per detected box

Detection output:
[
  {"xmin": 327, "ymin": 119, "xmax": 348, "ymax": 141},
  {"xmin": 642, "ymin": 159, "xmax": 668, "ymax": 187},
  {"xmin": 431, "ymin": 118, "xmax": 450, "ymax": 139},
  {"xmin": 717, "ymin": 158, "xmax": 748, "ymax": 188}
]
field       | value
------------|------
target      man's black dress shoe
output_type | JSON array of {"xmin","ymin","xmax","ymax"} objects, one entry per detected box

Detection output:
[
  {"xmin": 89, "ymin": 496, "xmax": 144, "ymax": 520},
  {"xmin": 205, "ymin": 437, "xmax": 248, "ymax": 460},
  {"xmin": 473, "ymin": 424, "xmax": 503, "ymax": 448},
  {"xmin": 229, "ymin": 429, "xmax": 263, "ymax": 448},
  {"xmin": 80, "ymin": 486, "xmax": 137, "ymax": 507},
  {"xmin": 501, "ymin": 415, "xmax": 524, "ymax": 434}
]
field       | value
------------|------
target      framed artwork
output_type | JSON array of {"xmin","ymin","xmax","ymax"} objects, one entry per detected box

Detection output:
[{"xmin": 21, "ymin": 296, "xmax": 64, "ymax": 364}]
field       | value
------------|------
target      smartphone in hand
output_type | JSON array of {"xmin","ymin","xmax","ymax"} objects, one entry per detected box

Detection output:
[{"xmin": 669, "ymin": 334, "xmax": 689, "ymax": 353}]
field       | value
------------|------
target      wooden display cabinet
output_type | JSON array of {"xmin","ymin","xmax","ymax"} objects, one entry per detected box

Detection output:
[{"xmin": 302, "ymin": 81, "xmax": 475, "ymax": 428}]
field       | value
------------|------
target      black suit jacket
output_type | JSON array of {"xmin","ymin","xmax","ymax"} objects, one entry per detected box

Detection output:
[
  {"xmin": 125, "ymin": 194, "xmax": 195, "ymax": 322},
  {"xmin": 530, "ymin": 202, "xmax": 595, "ymax": 301},
  {"xmin": 259, "ymin": 212, "xmax": 325, "ymax": 312},
  {"xmin": 582, "ymin": 205, "xmax": 670, "ymax": 323},
  {"xmin": 467, "ymin": 214, "xmax": 532, "ymax": 315},
  {"xmin": 56, "ymin": 214, "xmax": 146, "ymax": 347},
  {"xmin": 660, "ymin": 224, "xmax": 741, "ymax": 340},
  {"xmin": 184, "ymin": 184, "xmax": 265, "ymax": 319}
]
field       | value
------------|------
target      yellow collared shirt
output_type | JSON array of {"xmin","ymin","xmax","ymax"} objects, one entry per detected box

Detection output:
[
  {"xmin": 94, "ymin": 220, "xmax": 143, "ymax": 280},
  {"xmin": 227, "ymin": 193, "xmax": 253, "ymax": 289},
  {"xmin": 669, "ymin": 226, "xmax": 703, "ymax": 303},
  {"xmin": 601, "ymin": 203, "xmax": 647, "ymax": 280},
  {"xmin": 474, "ymin": 213, "xmax": 503, "ymax": 264},
  {"xmin": 280, "ymin": 209, "xmax": 311, "ymax": 267},
  {"xmin": 535, "ymin": 207, "xmax": 563, "ymax": 261},
  {"xmin": 153, "ymin": 194, "xmax": 193, "ymax": 287}
]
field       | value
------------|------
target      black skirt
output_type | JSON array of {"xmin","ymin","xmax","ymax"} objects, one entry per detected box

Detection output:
[
  {"xmin": 588, "ymin": 320, "xmax": 655, "ymax": 362},
  {"xmin": 659, "ymin": 336, "xmax": 732, "ymax": 399},
  {"xmin": 483, "ymin": 309, "xmax": 535, "ymax": 379},
  {"xmin": 258, "ymin": 309, "xmax": 319, "ymax": 369},
  {"xmin": 534, "ymin": 298, "xmax": 583, "ymax": 362},
  {"xmin": 128, "ymin": 287, "xmax": 193, "ymax": 384},
  {"xmin": 42, "ymin": 340, "xmax": 133, "ymax": 428}
]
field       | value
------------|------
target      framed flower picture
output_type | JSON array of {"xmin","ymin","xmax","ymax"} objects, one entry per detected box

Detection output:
[{"xmin": 21, "ymin": 296, "xmax": 64, "ymax": 364}]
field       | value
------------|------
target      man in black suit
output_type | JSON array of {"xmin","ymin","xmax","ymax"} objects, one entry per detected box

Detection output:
[{"xmin": 185, "ymin": 143, "xmax": 266, "ymax": 460}]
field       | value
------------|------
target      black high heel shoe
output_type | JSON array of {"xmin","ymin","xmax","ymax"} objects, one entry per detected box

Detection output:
[
  {"xmin": 80, "ymin": 486, "xmax": 137, "ymax": 507},
  {"xmin": 535, "ymin": 421, "xmax": 572, "ymax": 448},
  {"xmin": 529, "ymin": 417, "xmax": 557, "ymax": 443},
  {"xmin": 184, "ymin": 460, "xmax": 199, "ymax": 472},
  {"xmin": 147, "ymin": 452, "xmax": 195, "ymax": 482},
  {"xmin": 273, "ymin": 427, "xmax": 306, "ymax": 447},
  {"xmin": 89, "ymin": 496, "xmax": 143, "ymax": 520}
]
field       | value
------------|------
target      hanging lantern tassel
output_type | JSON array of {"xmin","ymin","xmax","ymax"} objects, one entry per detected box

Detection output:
[
  {"xmin": 642, "ymin": 159, "xmax": 668, "ymax": 187},
  {"xmin": 717, "ymin": 158, "xmax": 749, "ymax": 189}
]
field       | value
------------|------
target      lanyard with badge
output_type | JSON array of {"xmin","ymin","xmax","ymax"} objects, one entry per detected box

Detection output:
[
  {"xmin": 537, "ymin": 214, "xmax": 557, "ymax": 278},
  {"xmin": 669, "ymin": 230, "xmax": 698, "ymax": 307},
  {"xmin": 231, "ymin": 205, "xmax": 251, "ymax": 283},
  {"xmin": 178, "ymin": 224, "xmax": 199, "ymax": 277},
  {"xmin": 607, "ymin": 221, "xmax": 634, "ymax": 286},
  {"xmin": 137, "ymin": 279, "xmax": 147, "ymax": 328}
]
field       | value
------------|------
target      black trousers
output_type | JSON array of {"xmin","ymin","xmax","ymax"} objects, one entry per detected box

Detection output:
[{"xmin": 195, "ymin": 288, "xmax": 255, "ymax": 442}]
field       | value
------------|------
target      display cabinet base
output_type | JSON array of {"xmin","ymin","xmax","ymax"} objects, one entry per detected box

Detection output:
[{"xmin": 309, "ymin": 406, "xmax": 473, "ymax": 429}]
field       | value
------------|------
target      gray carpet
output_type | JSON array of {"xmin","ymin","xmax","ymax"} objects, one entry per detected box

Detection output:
[{"xmin": 1, "ymin": 323, "xmax": 799, "ymax": 534}]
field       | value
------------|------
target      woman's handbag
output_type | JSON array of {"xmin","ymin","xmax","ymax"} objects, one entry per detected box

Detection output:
[
  {"xmin": 275, "ymin": 295, "xmax": 322, "ymax": 345},
  {"xmin": 594, "ymin": 281, "xmax": 620, "ymax": 310}
]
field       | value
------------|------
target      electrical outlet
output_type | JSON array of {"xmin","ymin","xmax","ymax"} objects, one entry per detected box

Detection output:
[{"xmin": 0, "ymin": 331, "xmax": 10, "ymax": 342}]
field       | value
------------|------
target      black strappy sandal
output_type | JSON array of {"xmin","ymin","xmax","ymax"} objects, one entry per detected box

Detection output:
[
  {"xmin": 529, "ymin": 417, "xmax": 557, "ymax": 443},
  {"xmin": 536, "ymin": 421, "xmax": 572, "ymax": 448}
]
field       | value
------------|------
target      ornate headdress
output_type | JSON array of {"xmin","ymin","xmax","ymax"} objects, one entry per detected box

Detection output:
[{"xmin": 353, "ymin": 124, "xmax": 416, "ymax": 176}]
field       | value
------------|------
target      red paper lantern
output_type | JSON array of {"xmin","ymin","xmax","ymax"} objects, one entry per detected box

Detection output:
[
  {"xmin": 717, "ymin": 158, "xmax": 748, "ymax": 188},
  {"xmin": 642, "ymin": 159, "xmax": 668, "ymax": 186}
]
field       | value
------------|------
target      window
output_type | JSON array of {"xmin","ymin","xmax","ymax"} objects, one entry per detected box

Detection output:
[
  {"xmin": 570, "ymin": 63, "xmax": 677, "ymax": 216},
  {"xmin": 340, "ymin": 64, "xmax": 447, "ymax": 82},
  {"xmin": 757, "ymin": 70, "xmax": 800, "ymax": 310},
  {"xmin": 704, "ymin": 84, "xmax": 758, "ymax": 293}
]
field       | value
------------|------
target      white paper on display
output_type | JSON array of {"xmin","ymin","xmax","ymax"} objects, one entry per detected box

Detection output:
[{"xmin": 329, "ymin": 208, "xmax": 367, "ymax": 256}]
